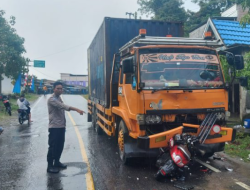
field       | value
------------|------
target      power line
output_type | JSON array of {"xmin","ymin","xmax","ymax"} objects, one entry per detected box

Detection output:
[
  {"xmin": 35, "ymin": 40, "xmax": 91, "ymax": 59},
  {"xmin": 31, "ymin": 67, "xmax": 58, "ymax": 80}
]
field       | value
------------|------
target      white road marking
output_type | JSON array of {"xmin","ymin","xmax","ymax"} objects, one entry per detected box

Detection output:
[
  {"xmin": 62, "ymin": 95, "xmax": 95, "ymax": 190},
  {"xmin": 234, "ymin": 179, "xmax": 250, "ymax": 190},
  {"xmin": 30, "ymin": 96, "xmax": 43, "ymax": 109},
  {"xmin": 195, "ymin": 158, "xmax": 221, "ymax": 173}
]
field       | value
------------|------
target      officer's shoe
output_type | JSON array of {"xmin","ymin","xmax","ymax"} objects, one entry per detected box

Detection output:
[
  {"xmin": 54, "ymin": 162, "xmax": 67, "ymax": 169},
  {"xmin": 47, "ymin": 166, "xmax": 59, "ymax": 173}
]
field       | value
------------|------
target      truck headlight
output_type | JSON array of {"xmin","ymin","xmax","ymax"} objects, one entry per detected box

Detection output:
[
  {"xmin": 136, "ymin": 114, "xmax": 145, "ymax": 125},
  {"xmin": 217, "ymin": 112, "xmax": 225, "ymax": 120},
  {"xmin": 145, "ymin": 115, "xmax": 161, "ymax": 124}
]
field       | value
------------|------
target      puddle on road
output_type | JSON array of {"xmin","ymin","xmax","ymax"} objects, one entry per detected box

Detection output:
[
  {"xmin": 18, "ymin": 134, "xmax": 40, "ymax": 138},
  {"xmin": 48, "ymin": 162, "xmax": 88, "ymax": 178},
  {"xmin": 60, "ymin": 167, "xmax": 83, "ymax": 176},
  {"xmin": 10, "ymin": 133, "xmax": 40, "ymax": 138}
]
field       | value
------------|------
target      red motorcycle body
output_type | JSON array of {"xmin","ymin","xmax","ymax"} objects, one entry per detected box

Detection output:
[{"xmin": 170, "ymin": 145, "xmax": 191, "ymax": 168}]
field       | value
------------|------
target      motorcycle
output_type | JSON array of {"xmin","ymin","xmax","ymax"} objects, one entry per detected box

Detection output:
[
  {"xmin": 155, "ymin": 134, "xmax": 193, "ymax": 181},
  {"xmin": 0, "ymin": 126, "xmax": 4, "ymax": 135},
  {"xmin": 2, "ymin": 96, "xmax": 11, "ymax": 116},
  {"xmin": 18, "ymin": 109, "xmax": 30, "ymax": 125},
  {"xmin": 155, "ymin": 113, "xmax": 222, "ymax": 181}
]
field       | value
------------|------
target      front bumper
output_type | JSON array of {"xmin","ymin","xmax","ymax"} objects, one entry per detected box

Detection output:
[{"xmin": 137, "ymin": 125, "xmax": 236, "ymax": 149}]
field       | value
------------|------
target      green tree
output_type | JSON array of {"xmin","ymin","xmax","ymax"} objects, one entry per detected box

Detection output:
[
  {"xmin": 137, "ymin": 0, "xmax": 245, "ymax": 35},
  {"xmin": 220, "ymin": 54, "xmax": 250, "ymax": 90},
  {"xmin": 0, "ymin": 10, "xmax": 29, "ymax": 81},
  {"xmin": 220, "ymin": 55, "xmax": 231, "ymax": 83},
  {"xmin": 240, "ymin": 0, "xmax": 250, "ymax": 26},
  {"xmin": 238, "ymin": 52, "xmax": 250, "ymax": 89},
  {"xmin": 186, "ymin": 0, "xmax": 245, "ymax": 34},
  {"xmin": 137, "ymin": 0, "xmax": 187, "ymax": 22}
]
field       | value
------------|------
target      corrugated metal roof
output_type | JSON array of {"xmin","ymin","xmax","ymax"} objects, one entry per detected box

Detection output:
[{"xmin": 212, "ymin": 19, "xmax": 250, "ymax": 46}]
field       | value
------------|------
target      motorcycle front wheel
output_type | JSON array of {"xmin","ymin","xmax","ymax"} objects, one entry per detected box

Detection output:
[{"xmin": 19, "ymin": 117, "xmax": 23, "ymax": 125}]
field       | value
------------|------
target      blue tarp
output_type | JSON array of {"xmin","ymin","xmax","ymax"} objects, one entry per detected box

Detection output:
[
  {"xmin": 39, "ymin": 79, "xmax": 43, "ymax": 87},
  {"xmin": 30, "ymin": 77, "xmax": 35, "ymax": 91},
  {"xmin": 12, "ymin": 74, "xmax": 21, "ymax": 94}
]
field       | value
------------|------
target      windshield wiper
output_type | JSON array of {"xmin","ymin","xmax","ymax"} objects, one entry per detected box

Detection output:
[
  {"xmin": 151, "ymin": 87, "xmax": 193, "ymax": 94},
  {"xmin": 151, "ymin": 87, "xmax": 169, "ymax": 94}
]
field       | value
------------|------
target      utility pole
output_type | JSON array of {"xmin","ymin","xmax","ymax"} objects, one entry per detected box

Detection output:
[{"xmin": 126, "ymin": 12, "xmax": 134, "ymax": 19}]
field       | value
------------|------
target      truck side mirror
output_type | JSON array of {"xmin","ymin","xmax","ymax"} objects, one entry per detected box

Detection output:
[
  {"xmin": 239, "ymin": 77, "xmax": 248, "ymax": 87},
  {"xmin": 226, "ymin": 53, "xmax": 244, "ymax": 70},
  {"xmin": 234, "ymin": 55, "xmax": 244, "ymax": 70},
  {"xmin": 122, "ymin": 57, "xmax": 134, "ymax": 74},
  {"xmin": 226, "ymin": 53, "xmax": 234, "ymax": 66}
]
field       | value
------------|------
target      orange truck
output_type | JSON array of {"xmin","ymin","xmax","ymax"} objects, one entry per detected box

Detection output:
[{"xmin": 87, "ymin": 17, "xmax": 245, "ymax": 164}]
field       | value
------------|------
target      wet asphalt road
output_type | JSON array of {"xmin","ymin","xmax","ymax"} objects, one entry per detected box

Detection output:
[{"xmin": 0, "ymin": 95, "xmax": 250, "ymax": 190}]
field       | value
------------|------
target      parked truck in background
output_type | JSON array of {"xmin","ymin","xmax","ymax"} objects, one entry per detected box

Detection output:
[{"xmin": 87, "ymin": 17, "xmax": 246, "ymax": 164}]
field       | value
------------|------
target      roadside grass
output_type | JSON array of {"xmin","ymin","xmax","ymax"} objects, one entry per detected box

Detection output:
[
  {"xmin": 83, "ymin": 94, "xmax": 89, "ymax": 100},
  {"xmin": 225, "ymin": 132, "xmax": 250, "ymax": 162},
  {"xmin": 25, "ymin": 93, "xmax": 39, "ymax": 102},
  {"xmin": 0, "ymin": 93, "xmax": 39, "ymax": 120}
]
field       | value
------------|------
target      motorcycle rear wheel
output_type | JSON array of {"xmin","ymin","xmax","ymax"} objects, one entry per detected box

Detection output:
[
  {"xmin": 7, "ymin": 108, "xmax": 11, "ymax": 116},
  {"xmin": 155, "ymin": 171, "xmax": 164, "ymax": 181}
]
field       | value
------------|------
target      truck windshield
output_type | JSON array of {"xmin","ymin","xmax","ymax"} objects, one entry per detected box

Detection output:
[{"xmin": 140, "ymin": 52, "xmax": 224, "ymax": 90}]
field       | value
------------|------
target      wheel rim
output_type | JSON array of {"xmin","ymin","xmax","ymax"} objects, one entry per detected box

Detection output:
[{"xmin": 118, "ymin": 129, "xmax": 125, "ymax": 159}]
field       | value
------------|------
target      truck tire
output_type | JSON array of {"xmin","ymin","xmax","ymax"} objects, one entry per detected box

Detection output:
[
  {"xmin": 196, "ymin": 150, "xmax": 215, "ymax": 159},
  {"xmin": 200, "ymin": 152, "xmax": 214, "ymax": 159},
  {"xmin": 118, "ymin": 120, "xmax": 130, "ymax": 165},
  {"xmin": 95, "ymin": 123, "xmax": 103, "ymax": 135},
  {"xmin": 92, "ymin": 107, "xmax": 96, "ymax": 130},
  {"xmin": 92, "ymin": 107, "xmax": 103, "ymax": 135}
]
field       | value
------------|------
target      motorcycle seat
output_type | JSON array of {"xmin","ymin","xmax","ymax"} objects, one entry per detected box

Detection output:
[{"xmin": 17, "ymin": 109, "xmax": 27, "ymax": 113}]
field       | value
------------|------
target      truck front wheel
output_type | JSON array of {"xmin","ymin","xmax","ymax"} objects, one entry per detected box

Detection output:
[{"xmin": 118, "ymin": 120, "xmax": 130, "ymax": 165}]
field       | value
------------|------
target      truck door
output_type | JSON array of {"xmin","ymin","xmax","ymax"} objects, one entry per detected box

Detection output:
[{"xmin": 118, "ymin": 58, "xmax": 138, "ymax": 119}]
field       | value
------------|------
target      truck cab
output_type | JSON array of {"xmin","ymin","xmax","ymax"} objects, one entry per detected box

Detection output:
[{"xmin": 109, "ymin": 30, "xmax": 242, "ymax": 163}]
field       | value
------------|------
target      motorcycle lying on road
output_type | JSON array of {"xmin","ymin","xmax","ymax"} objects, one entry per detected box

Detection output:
[
  {"xmin": 2, "ymin": 96, "xmax": 11, "ymax": 116},
  {"xmin": 155, "ymin": 113, "xmax": 222, "ymax": 181},
  {"xmin": 18, "ymin": 109, "xmax": 30, "ymax": 125}
]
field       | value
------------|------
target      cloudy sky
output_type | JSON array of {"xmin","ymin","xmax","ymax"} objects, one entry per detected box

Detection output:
[{"xmin": 0, "ymin": 0, "xmax": 199, "ymax": 80}]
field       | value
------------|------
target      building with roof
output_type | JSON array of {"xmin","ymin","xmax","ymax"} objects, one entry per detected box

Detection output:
[
  {"xmin": 0, "ymin": 75, "xmax": 14, "ymax": 94},
  {"xmin": 60, "ymin": 73, "xmax": 88, "ymax": 94},
  {"xmin": 189, "ymin": 4, "xmax": 250, "ymax": 120},
  {"xmin": 61, "ymin": 73, "xmax": 88, "ymax": 87}
]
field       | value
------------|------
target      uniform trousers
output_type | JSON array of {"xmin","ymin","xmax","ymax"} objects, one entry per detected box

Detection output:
[{"xmin": 47, "ymin": 128, "xmax": 65, "ymax": 166}]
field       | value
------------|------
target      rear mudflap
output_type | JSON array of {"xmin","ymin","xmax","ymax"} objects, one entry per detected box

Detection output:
[{"xmin": 87, "ymin": 112, "xmax": 92, "ymax": 122}]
